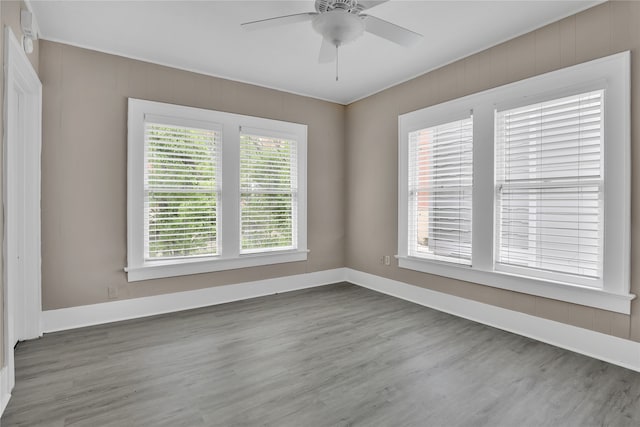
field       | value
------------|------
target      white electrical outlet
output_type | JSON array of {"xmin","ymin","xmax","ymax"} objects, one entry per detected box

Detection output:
[
  {"xmin": 384, "ymin": 255, "xmax": 390, "ymax": 265},
  {"xmin": 107, "ymin": 286, "xmax": 118, "ymax": 299}
]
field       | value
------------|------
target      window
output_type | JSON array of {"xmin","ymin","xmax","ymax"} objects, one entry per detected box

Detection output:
[
  {"xmin": 127, "ymin": 100, "xmax": 307, "ymax": 281},
  {"xmin": 398, "ymin": 52, "xmax": 632, "ymax": 314},
  {"xmin": 144, "ymin": 121, "xmax": 220, "ymax": 260},
  {"xmin": 408, "ymin": 116, "xmax": 473, "ymax": 265},
  {"xmin": 240, "ymin": 130, "xmax": 297, "ymax": 253},
  {"xmin": 495, "ymin": 91, "xmax": 603, "ymax": 286}
]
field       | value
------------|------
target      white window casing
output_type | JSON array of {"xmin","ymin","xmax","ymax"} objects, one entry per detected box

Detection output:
[
  {"xmin": 398, "ymin": 51, "xmax": 633, "ymax": 314},
  {"xmin": 127, "ymin": 99, "xmax": 307, "ymax": 281}
]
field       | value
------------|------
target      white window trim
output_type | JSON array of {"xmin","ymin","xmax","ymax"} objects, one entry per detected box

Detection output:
[
  {"xmin": 398, "ymin": 52, "xmax": 634, "ymax": 314},
  {"xmin": 127, "ymin": 99, "xmax": 307, "ymax": 282}
]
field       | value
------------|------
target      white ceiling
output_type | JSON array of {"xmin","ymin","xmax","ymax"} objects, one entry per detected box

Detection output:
[{"xmin": 30, "ymin": 0, "xmax": 602, "ymax": 105}]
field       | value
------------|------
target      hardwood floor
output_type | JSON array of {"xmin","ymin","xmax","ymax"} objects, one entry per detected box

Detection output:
[{"xmin": 3, "ymin": 282, "xmax": 640, "ymax": 426}]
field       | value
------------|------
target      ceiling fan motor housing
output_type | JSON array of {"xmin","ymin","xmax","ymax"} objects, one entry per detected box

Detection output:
[
  {"xmin": 316, "ymin": 0, "xmax": 359, "ymax": 13},
  {"xmin": 312, "ymin": 9, "xmax": 365, "ymax": 46}
]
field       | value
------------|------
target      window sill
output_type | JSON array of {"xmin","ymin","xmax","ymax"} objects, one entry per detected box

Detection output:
[
  {"xmin": 126, "ymin": 249, "xmax": 309, "ymax": 282},
  {"xmin": 397, "ymin": 256, "xmax": 635, "ymax": 314}
]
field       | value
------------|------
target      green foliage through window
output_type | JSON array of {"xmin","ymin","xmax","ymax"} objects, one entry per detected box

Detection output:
[
  {"xmin": 145, "ymin": 123, "xmax": 218, "ymax": 259},
  {"xmin": 240, "ymin": 133, "xmax": 296, "ymax": 252}
]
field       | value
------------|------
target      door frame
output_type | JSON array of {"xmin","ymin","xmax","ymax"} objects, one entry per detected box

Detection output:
[{"xmin": 2, "ymin": 25, "xmax": 42, "ymax": 399}]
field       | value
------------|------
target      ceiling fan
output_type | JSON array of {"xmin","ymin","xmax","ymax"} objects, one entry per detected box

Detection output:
[{"xmin": 241, "ymin": 0, "xmax": 422, "ymax": 78}]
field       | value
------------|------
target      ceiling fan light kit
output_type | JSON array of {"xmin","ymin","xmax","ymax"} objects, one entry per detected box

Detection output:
[
  {"xmin": 241, "ymin": 0, "xmax": 422, "ymax": 81},
  {"xmin": 312, "ymin": 9, "xmax": 365, "ymax": 47}
]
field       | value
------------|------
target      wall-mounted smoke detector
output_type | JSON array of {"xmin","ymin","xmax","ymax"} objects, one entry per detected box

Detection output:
[{"xmin": 21, "ymin": 9, "xmax": 38, "ymax": 54}]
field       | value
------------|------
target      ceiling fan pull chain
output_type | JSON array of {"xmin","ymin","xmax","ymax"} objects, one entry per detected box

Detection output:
[{"xmin": 336, "ymin": 45, "xmax": 339, "ymax": 81}]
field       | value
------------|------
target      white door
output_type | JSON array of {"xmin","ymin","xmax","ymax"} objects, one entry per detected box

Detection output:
[
  {"xmin": 3, "ymin": 27, "xmax": 42, "ymax": 394},
  {"xmin": 6, "ymin": 88, "xmax": 27, "ymax": 346}
]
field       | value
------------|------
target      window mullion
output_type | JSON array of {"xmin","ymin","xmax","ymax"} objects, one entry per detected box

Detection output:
[
  {"xmin": 220, "ymin": 121, "xmax": 241, "ymax": 258},
  {"xmin": 471, "ymin": 104, "xmax": 494, "ymax": 271}
]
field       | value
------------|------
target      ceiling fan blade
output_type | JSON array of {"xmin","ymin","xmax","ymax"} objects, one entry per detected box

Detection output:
[
  {"xmin": 241, "ymin": 12, "xmax": 318, "ymax": 31},
  {"xmin": 356, "ymin": 1, "xmax": 389, "ymax": 11},
  {"xmin": 363, "ymin": 15, "xmax": 422, "ymax": 47},
  {"xmin": 318, "ymin": 38, "xmax": 336, "ymax": 63}
]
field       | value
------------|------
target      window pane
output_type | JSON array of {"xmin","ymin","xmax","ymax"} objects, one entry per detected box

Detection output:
[
  {"xmin": 240, "ymin": 133, "xmax": 296, "ymax": 253},
  {"xmin": 495, "ymin": 90, "xmax": 603, "ymax": 279},
  {"xmin": 145, "ymin": 123, "xmax": 218, "ymax": 259},
  {"xmin": 408, "ymin": 116, "xmax": 473, "ymax": 265},
  {"xmin": 146, "ymin": 192, "xmax": 217, "ymax": 258},
  {"xmin": 241, "ymin": 193, "xmax": 293, "ymax": 251}
]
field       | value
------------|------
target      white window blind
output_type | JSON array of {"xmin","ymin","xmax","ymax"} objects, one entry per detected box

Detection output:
[
  {"xmin": 408, "ymin": 116, "xmax": 473, "ymax": 265},
  {"xmin": 495, "ymin": 90, "xmax": 603, "ymax": 281},
  {"xmin": 144, "ymin": 122, "xmax": 219, "ymax": 260},
  {"xmin": 240, "ymin": 131, "xmax": 297, "ymax": 253}
]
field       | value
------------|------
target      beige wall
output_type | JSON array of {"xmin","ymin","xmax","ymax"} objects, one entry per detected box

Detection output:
[
  {"xmin": 39, "ymin": 41, "xmax": 346, "ymax": 310},
  {"xmin": 346, "ymin": 1, "xmax": 640, "ymax": 342},
  {"xmin": 0, "ymin": 0, "xmax": 40, "ymax": 370},
  {"xmin": 38, "ymin": 2, "xmax": 640, "ymax": 344}
]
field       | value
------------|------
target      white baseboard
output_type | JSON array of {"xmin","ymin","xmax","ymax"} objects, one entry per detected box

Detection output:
[
  {"xmin": 39, "ymin": 267, "xmax": 640, "ymax": 374},
  {"xmin": 0, "ymin": 366, "xmax": 10, "ymax": 416},
  {"xmin": 345, "ymin": 268, "xmax": 640, "ymax": 372},
  {"xmin": 42, "ymin": 268, "xmax": 345, "ymax": 333}
]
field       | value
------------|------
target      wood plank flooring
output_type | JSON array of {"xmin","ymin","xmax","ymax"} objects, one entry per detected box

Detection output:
[{"xmin": 3, "ymin": 283, "xmax": 640, "ymax": 426}]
